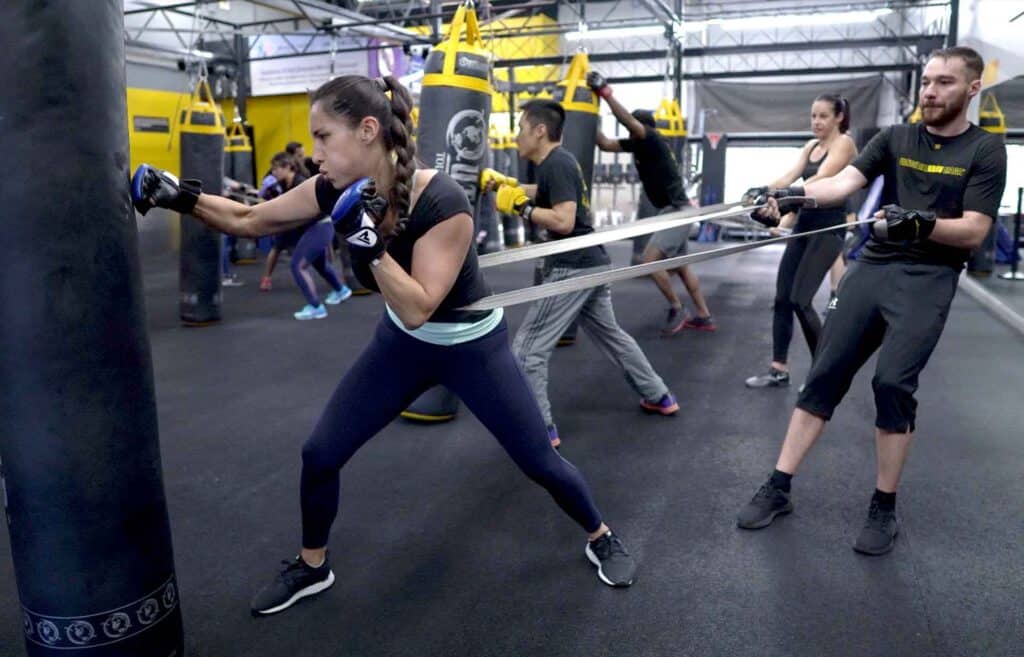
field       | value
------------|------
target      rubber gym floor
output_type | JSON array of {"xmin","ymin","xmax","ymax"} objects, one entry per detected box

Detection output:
[{"xmin": 2, "ymin": 228, "xmax": 1022, "ymax": 657}]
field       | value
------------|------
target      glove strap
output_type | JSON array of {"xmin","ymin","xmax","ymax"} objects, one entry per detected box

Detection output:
[
  {"xmin": 172, "ymin": 179, "xmax": 202, "ymax": 215},
  {"xmin": 520, "ymin": 203, "xmax": 535, "ymax": 222}
]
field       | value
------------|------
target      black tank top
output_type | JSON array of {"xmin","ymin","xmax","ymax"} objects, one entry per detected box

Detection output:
[
  {"xmin": 796, "ymin": 142, "xmax": 846, "ymax": 232},
  {"xmin": 315, "ymin": 172, "xmax": 492, "ymax": 323}
]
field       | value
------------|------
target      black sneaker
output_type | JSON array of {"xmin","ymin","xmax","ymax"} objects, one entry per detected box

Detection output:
[
  {"xmin": 737, "ymin": 481, "xmax": 794, "ymax": 529},
  {"xmin": 585, "ymin": 531, "xmax": 636, "ymax": 587},
  {"xmin": 250, "ymin": 555, "xmax": 335, "ymax": 616},
  {"xmin": 744, "ymin": 367, "xmax": 790, "ymax": 388},
  {"xmin": 853, "ymin": 500, "xmax": 899, "ymax": 555}
]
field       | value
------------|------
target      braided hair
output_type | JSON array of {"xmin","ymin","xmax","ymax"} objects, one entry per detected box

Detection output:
[{"xmin": 310, "ymin": 75, "xmax": 417, "ymax": 235}]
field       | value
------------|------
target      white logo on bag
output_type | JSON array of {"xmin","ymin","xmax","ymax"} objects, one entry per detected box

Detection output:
[
  {"xmin": 445, "ymin": 109, "xmax": 487, "ymax": 162},
  {"xmin": 827, "ymin": 296, "xmax": 838, "ymax": 310}
]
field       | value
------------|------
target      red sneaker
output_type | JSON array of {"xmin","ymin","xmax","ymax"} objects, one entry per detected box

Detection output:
[{"xmin": 683, "ymin": 315, "xmax": 716, "ymax": 332}]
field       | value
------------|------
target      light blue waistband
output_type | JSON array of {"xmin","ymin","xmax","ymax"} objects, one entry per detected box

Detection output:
[{"xmin": 386, "ymin": 305, "xmax": 503, "ymax": 345}]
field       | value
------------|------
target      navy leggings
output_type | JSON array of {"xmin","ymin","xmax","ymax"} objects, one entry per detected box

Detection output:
[
  {"xmin": 291, "ymin": 221, "xmax": 343, "ymax": 306},
  {"xmin": 300, "ymin": 316, "xmax": 603, "ymax": 548}
]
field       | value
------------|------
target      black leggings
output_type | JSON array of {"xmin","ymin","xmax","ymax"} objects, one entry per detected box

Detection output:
[
  {"xmin": 772, "ymin": 232, "xmax": 844, "ymax": 364},
  {"xmin": 299, "ymin": 316, "xmax": 603, "ymax": 548},
  {"xmin": 797, "ymin": 261, "xmax": 957, "ymax": 432}
]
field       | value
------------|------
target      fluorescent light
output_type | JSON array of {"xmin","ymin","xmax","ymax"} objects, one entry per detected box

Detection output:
[
  {"xmin": 565, "ymin": 25, "xmax": 665, "ymax": 41},
  {"xmin": 711, "ymin": 8, "xmax": 892, "ymax": 31}
]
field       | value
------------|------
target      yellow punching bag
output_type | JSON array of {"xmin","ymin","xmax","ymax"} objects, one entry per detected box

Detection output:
[
  {"xmin": 179, "ymin": 77, "xmax": 226, "ymax": 325},
  {"xmin": 224, "ymin": 122, "xmax": 259, "ymax": 262},
  {"xmin": 404, "ymin": 1, "xmax": 492, "ymax": 422},
  {"xmin": 416, "ymin": 1, "xmax": 492, "ymax": 205},
  {"xmin": 978, "ymin": 94, "xmax": 1007, "ymax": 139},
  {"xmin": 654, "ymin": 98, "xmax": 687, "ymax": 167},
  {"xmin": 553, "ymin": 52, "xmax": 600, "ymax": 192}
]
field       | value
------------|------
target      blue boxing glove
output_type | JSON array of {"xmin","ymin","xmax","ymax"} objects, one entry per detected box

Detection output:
[
  {"xmin": 131, "ymin": 164, "xmax": 201, "ymax": 215},
  {"xmin": 331, "ymin": 178, "xmax": 388, "ymax": 264},
  {"xmin": 329, "ymin": 177, "xmax": 373, "ymax": 231}
]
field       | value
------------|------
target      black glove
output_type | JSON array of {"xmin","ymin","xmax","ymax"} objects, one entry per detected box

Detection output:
[
  {"xmin": 131, "ymin": 164, "xmax": 201, "ymax": 215},
  {"xmin": 742, "ymin": 186, "xmax": 770, "ymax": 206},
  {"xmin": 344, "ymin": 182, "xmax": 388, "ymax": 264},
  {"xmin": 871, "ymin": 204, "xmax": 936, "ymax": 243},
  {"xmin": 749, "ymin": 207, "xmax": 779, "ymax": 228},
  {"xmin": 586, "ymin": 71, "xmax": 612, "ymax": 99},
  {"xmin": 742, "ymin": 185, "xmax": 805, "ymax": 207}
]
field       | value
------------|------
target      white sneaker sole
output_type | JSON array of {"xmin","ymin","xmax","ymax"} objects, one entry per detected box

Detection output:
[
  {"xmin": 254, "ymin": 570, "xmax": 335, "ymax": 615},
  {"xmin": 294, "ymin": 313, "xmax": 328, "ymax": 320},
  {"xmin": 585, "ymin": 544, "xmax": 633, "ymax": 587}
]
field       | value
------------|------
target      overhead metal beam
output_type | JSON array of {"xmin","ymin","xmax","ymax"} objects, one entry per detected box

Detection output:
[
  {"xmin": 599, "ymin": 63, "xmax": 916, "ymax": 85},
  {"xmin": 493, "ymin": 35, "xmax": 945, "ymax": 68},
  {"xmin": 124, "ymin": 2, "xmax": 198, "ymax": 16}
]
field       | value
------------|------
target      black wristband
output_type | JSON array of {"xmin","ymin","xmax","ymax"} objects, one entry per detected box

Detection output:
[{"xmin": 171, "ymin": 179, "xmax": 202, "ymax": 215}]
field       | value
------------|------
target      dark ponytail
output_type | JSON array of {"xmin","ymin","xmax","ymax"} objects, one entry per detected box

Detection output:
[
  {"xmin": 815, "ymin": 93, "xmax": 851, "ymax": 133},
  {"xmin": 310, "ymin": 75, "xmax": 418, "ymax": 235}
]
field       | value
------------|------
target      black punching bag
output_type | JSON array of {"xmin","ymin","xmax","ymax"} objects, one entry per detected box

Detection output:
[
  {"xmin": 179, "ymin": 78, "xmax": 226, "ymax": 325},
  {"xmin": 403, "ymin": 2, "xmax": 492, "ymax": 423},
  {"xmin": 0, "ymin": 2, "xmax": 184, "ymax": 656},
  {"xmin": 477, "ymin": 127, "xmax": 504, "ymax": 254}
]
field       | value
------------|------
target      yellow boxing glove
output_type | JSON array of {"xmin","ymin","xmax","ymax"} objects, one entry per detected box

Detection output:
[
  {"xmin": 495, "ymin": 184, "xmax": 534, "ymax": 220},
  {"xmin": 479, "ymin": 167, "xmax": 517, "ymax": 191}
]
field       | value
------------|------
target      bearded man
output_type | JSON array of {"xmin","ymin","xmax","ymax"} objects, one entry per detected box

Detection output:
[{"xmin": 734, "ymin": 46, "xmax": 1007, "ymax": 556}]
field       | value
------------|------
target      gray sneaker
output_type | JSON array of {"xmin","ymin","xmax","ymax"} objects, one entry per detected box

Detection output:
[
  {"xmin": 853, "ymin": 500, "xmax": 899, "ymax": 555},
  {"xmin": 745, "ymin": 368, "xmax": 790, "ymax": 388},
  {"xmin": 250, "ymin": 555, "xmax": 335, "ymax": 616},
  {"xmin": 737, "ymin": 481, "xmax": 794, "ymax": 529},
  {"xmin": 585, "ymin": 531, "xmax": 636, "ymax": 587}
]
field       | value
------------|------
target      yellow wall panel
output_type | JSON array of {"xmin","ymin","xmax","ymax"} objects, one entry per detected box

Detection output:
[
  {"xmin": 246, "ymin": 94, "xmax": 313, "ymax": 176},
  {"xmin": 126, "ymin": 88, "xmax": 189, "ymax": 172}
]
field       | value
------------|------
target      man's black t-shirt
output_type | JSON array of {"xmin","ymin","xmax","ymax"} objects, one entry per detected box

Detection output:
[
  {"xmin": 618, "ymin": 128, "xmax": 688, "ymax": 209},
  {"xmin": 535, "ymin": 146, "xmax": 610, "ymax": 269},
  {"xmin": 315, "ymin": 172, "xmax": 492, "ymax": 323},
  {"xmin": 852, "ymin": 123, "xmax": 1006, "ymax": 268}
]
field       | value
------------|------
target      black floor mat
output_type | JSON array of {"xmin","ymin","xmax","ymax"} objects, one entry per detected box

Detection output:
[{"xmin": 2, "ymin": 241, "xmax": 1022, "ymax": 657}]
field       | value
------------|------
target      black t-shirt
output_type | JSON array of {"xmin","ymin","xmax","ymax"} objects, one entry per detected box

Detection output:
[
  {"xmin": 796, "ymin": 143, "xmax": 846, "ymax": 232},
  {"xmin": 271, "ymin": 174, "xmax": 308, "ymax": 249},
  {"xmin": 535, "ymin": 147, "xmax": 610, "ymax": 269},
  {"xmin": 852, "ymin": 124, "xmax": 1006, "ymax": 268},
  {"xmin": 618, "ymin": 128, "xmax": 687, "ymax": 209},
  {"xmin": 315, "ymin": 172, "xmax": 492, "ymax": 323}
]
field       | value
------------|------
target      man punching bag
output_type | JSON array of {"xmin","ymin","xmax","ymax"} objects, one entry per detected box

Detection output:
[
  {"xmin": 0, "ymin": 2, "xmax": 184, "ymax": 655},
  {"xmin": 403, "ymin": 1, "xmax": 492, "ymax": 422},
  {"xmin": 550, "ymin": 52, "xmax": 601, "ymax": 347},
  {"xmin": 179, "ymin": 76, "xmax": 226, "ymax": 325}
]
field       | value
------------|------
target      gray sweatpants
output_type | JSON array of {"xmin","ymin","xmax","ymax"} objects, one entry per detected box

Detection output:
[{"xmin": 512, "ymin": 264, "xmax": 670, "ymax": 426}]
